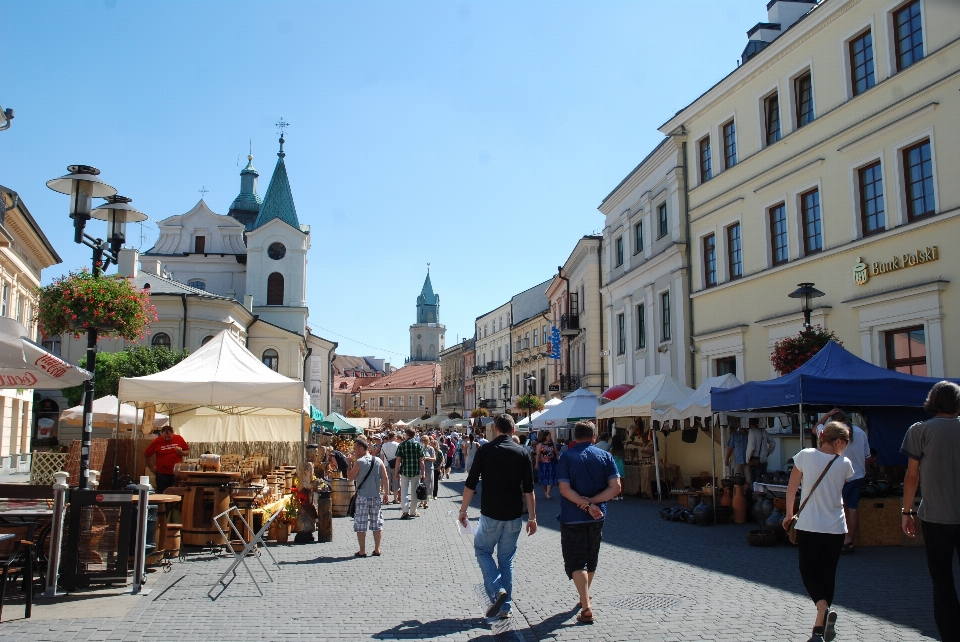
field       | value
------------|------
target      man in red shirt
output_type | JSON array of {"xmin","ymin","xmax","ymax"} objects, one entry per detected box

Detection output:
[{"xmin": 145, "ymin": 426, "xmax": 189, "ymax": 492}]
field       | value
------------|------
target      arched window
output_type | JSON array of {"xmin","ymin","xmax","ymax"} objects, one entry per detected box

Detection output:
[
  {"xmin": 267, "ymin": 272, "xmax": 284, "ymax": 306},
  {"xmin": 429, "ymin": 344, "xmax": 436, "ymax": 359},
  {"xmin": 416, "ymin": 344, "xmax": 423, "ymax": 359},
  {"xmin": 188, "ymin": 280, "xmax": 206, "ymax": 291},
  {"xmin": 152, "ymin": 333, "xmax": 171, "ymax": 349},
  {"xmin": 201, "ymin": 335, "xmax": 214, "ymax": 345},
  {"xmin": 262, "ymin": 348, "xmax": 279, "ymax": 371}
]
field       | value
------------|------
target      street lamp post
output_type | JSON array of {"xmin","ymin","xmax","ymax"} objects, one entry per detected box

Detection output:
[
  {"xmin": 353, "ymin": 393, "xmax": 359, "ymax": 409},
  {"xmin": 788, "ymin": 282, "xmax": 825, "ymax": 328},
  {"xmin": 500, "ymin": 382, "xmax": 510, "ymax": 415},
  {"xmin": 46, "ymin": 166, "xmax": 146, "ymax": 490},
  {"xmin": 523, "ymin": 374, "xmax": 537, "ymax": 426}
]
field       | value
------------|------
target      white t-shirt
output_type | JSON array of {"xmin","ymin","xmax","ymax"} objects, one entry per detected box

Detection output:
[
  {"xmin": 380, "ymin": 440, "xmax": 399, "ymax": 461},
  {"xmin": 815, "ymin": 423, "xmax": 870, "ymax": 480},
  {"xmin": 793, "ymin": 448, "xmax": 855, "ymax": 535}
]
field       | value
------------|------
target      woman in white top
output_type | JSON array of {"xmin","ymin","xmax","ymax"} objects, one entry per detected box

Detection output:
[{"xmin": 783, "ymin": 421, "xmax": 855, "ymax": 642}]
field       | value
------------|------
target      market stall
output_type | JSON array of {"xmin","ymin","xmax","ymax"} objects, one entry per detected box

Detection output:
[{"xmin": 529, "ymin": 388, "xmax": 600, "ymax": 439}]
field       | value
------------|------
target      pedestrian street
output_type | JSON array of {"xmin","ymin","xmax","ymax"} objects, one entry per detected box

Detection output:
[{"xmin": 0, "ymin": 470, "xmax": 945, "ymax": 642}]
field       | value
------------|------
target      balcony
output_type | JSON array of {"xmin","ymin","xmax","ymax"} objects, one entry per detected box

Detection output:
[
  {"xmin": 472, "ymin": 365, "xmax": 487, "ymax": 376},
  {"xmin": 486, "ymin": 360, "xmax": 504, "ymax": 372},
  {"xmin": 560, "ymin": 374, "xmax": 580, "ymax": 391},
  {"xmin": 560, "ymin": 313, "xmax": 580, "ymax": 336}
]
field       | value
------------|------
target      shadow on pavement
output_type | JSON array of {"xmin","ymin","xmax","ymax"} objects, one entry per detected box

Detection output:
[
  {"xmin": 373, "ymin": 617, "xmax": 487, "ymax": 640},
  {"xmin": 279, "ymin": 554, "xmax": 357, "ymax": 565}
]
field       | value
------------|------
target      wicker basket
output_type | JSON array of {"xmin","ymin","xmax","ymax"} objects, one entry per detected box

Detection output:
[{"xmin": 747, "ymin": 529, "xmax": 778, "ymax": 547}]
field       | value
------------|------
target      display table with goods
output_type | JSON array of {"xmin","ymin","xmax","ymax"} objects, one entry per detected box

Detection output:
[{"xmin": 623, "ymin": 462, "xmax": 683, "ymax": 498}]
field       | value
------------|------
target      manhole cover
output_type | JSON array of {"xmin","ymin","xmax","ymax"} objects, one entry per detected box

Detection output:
[{"xmin": 610, "ymin": 594, "xmax": 687, "ymax": 611}]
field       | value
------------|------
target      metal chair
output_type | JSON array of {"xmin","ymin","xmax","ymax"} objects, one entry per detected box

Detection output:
[
  {"xmin": 208, "ymin": 507, "xmax": 282, "ymax": 597},
  {"xmin": 0, "ymin": 522, "xmax": 38, "ymax": 622}
]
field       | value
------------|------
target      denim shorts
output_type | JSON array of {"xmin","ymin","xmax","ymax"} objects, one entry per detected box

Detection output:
[
  {"xmin": 560, "ymin": 521, "xmax": 604, "ymax": 579},
  {"xmin": 842, "ymin": 478, "xmax": 862, "ymax": 510}
]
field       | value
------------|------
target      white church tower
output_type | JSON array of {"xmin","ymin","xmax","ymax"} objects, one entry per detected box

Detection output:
[
  {"xmin": 245, "ymin": 131, "xmax": 310, "ymax": 337},
  {"xmin": 408, "ymin": 268, "xmax": 445, "ymax": 362}
]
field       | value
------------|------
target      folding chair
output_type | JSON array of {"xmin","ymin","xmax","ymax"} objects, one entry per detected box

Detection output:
[
  {"xmin": 208, "ymin": 507, "xmax": 282, "ymax": 597},
  {"xmin": 0, "ymin": 522, "xmax": 37, "ymax": 622}
]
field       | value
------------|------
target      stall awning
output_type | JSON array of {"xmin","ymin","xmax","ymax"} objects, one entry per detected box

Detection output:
[
  {"xmin": 316, "ymin": 412, "xmax": 364, "ymax": 434},
  {"xmin": 310, "ymin": 406, "xmax": 324, "ymax": 422}
]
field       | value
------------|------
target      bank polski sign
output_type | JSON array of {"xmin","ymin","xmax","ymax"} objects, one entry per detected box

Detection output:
[{"xmin": 853, "ymin": 246, "xmax": 939, "ymax": 285}]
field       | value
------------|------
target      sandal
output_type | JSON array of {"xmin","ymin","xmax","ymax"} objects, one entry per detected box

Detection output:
[
  {"xmin": 372, "ymin": 551, "xmax": 382, "ymax": 556},
  {"xmin": 576, "ymin": 608, "xmax": 594, "ymax": 624},
  {"xmin": 354, "ymin": 552, "xmax": 367, "ymax": 557}
]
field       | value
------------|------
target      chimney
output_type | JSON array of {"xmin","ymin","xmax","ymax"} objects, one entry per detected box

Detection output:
[
  {"xmin": 742, "ymin": 0, "xmax": 816, "ymax": 65},
  {"xmin": 117, "ymin": 248, "xmax": 139, "ymax": 277},
  {"xmin": 140, "ymin": 258, "xmax": 161, "ymax": 276},
  {"xmin": 243, "ymin": 294, "xmax": 254, "ymax": 312}
]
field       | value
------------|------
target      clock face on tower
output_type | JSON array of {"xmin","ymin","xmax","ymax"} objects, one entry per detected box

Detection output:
[
  {"xmin": 268, "ymin": 242, "xmax": 286, "ymax": 260},
  {"xmin": 417, "ymin": 334, "xmax": 422, "ymax": 339}
]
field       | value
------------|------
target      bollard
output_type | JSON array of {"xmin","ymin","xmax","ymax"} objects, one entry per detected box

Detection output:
[
  {"xmin": 131, "ymin": 484, "xmax": 150, "ymax": 593},
  {"xmin": 316, "ymin": 493, "xmax": 333, "ymax": 542},
  {"xmin": 43, "ymin": 472, "xmax": 70, "ymax": 597}
]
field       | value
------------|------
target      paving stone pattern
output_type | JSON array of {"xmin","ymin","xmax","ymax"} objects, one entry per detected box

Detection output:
[{"xmin": 1, "ymin": 471, "xmax": 948, "ymax": 641}]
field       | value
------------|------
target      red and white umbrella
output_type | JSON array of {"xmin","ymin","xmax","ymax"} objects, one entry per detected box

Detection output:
[{"xmin": 0, "ymin": 318, "xmax": 91, "ymax": 389}]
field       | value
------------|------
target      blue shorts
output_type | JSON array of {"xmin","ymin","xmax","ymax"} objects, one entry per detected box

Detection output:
[{"xmin": 842, "ymin": 478, "xmax": 862, "ymax": 510}]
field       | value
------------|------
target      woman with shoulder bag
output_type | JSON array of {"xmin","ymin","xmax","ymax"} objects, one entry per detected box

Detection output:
[{"xmin": 782, "ymin": 421, "xmax": 855, "ymax": 642}]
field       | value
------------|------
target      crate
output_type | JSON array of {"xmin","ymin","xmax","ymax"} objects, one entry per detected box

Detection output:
[
  {"xmin": 855, "ymin": 499, "xmax": 902, "ymax": 547},
  {"xmin": 902, "ymin": 497, "xmax": 925, "ymax": 547}
]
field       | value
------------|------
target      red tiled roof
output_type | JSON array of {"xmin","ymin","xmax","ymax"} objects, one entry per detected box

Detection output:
[{"xmin": 359, "ymin": 363, "xmax": 440, "ymax": 391}]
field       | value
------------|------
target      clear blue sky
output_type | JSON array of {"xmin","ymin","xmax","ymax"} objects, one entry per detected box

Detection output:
[{"xmin": 3, "ymin": 0, "xmax": 761, "ymax": 363}]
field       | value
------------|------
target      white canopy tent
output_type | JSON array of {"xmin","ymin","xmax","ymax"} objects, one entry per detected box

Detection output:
[
  {"xmin": 657, "ymin": 374, "xmax": 742, "ymax": 424},
  {"xmin": 60, "ymin": 395, "xmax": 169, "ymax": 430},
  {"xmin": 530, "ymin": 388, "xmax": 600, "ymax": 430},
  {"xmin": 0, "ymin": 318, "xmax": 91, "ymax": 389},
  {"xmin": 118, "ymin": 330, "xmax": 309, "ymax": 443},
  {"xmin": 596, "ymin": 374, "xmax": 695, "ymax": 419}
]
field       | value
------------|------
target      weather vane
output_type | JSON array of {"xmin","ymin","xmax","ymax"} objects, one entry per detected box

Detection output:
[
  {"xmin": 198, "ymin": 186, "xmax": 209, "ymax": 199},
  {"xmin": 276, "ymin": 118, "xmax": 290, "ymax": 136}
]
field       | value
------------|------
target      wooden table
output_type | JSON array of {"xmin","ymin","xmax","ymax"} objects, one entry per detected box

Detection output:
[{"xmin": 132, "ymin": 493, "xmax": 182, "ymax": 563}]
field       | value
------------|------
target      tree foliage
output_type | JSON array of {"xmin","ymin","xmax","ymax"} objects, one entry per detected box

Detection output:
[{"xmin": 62, "ymin": 345, "xmax": 190, "ymax": 407}]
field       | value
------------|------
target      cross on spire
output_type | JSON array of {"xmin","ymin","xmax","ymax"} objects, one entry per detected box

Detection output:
[
  {"xmin": 427, "ymin": 262, "xmax": 430, "ymax": 273},
  {"xmin": 198, "ymin": 186, "xmax": 209, "ymax": 199},
  {"xmin": 276, "ymin": 118, "xmax": 289, "ymax": 136}
]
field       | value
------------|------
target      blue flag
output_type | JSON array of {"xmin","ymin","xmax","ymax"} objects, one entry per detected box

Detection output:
[{"xmin": 549, "ymin": 326, "xmax": 561, "ymax": 359}]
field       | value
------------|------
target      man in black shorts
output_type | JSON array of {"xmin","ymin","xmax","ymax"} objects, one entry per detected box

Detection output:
[{"xmin": 556, "ymin": 421, "xmax": 621, "ymax": 625}]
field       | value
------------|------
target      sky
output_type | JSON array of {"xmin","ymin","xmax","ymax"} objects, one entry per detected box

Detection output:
[{"xmin": 2, "ymin": 0, "xmax": 762, "ymax": 364}]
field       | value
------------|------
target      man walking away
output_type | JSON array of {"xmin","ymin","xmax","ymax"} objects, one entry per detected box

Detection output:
[
  {"xmin": 380, "ymin": 431, "xmax": 401, "ymax": 504},
  {"xmin": 347, "ymin": 438, "xmax": 389, "ymax": 556},
  {"xmin": 395, "ymin": 428, "xmax": 425, "ymax": 519},
  {"xmin": 459, "ymin": 414, "xmax": 537, "ymax": 620},
  {"xmin": 557, "ymin": 420, "xmax": 621, "ymax": 625},
  {"xmin": 902, "ymin": 381, "xmax": 960, "ymax": 642}
]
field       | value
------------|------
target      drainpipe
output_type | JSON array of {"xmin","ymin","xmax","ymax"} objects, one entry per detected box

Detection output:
[
  {"xmin": 557, "ymin": 266, "xmax": 571, "ymax": 389},
  {"xmin": 679, "ymin": 134, "xmax": 696, "ymax": 388},
  {"xmin": 597, "ymin": 244, "xmax": 605, "ymax": 392},
  {"xmin": 180, "ymin": 294, "xmax": 187, "ymax": 350}
]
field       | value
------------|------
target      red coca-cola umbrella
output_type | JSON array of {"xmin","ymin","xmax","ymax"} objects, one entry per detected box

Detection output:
[{"xmin": 600, "ymin": 384, "xmax": 634, "ymax": 401}]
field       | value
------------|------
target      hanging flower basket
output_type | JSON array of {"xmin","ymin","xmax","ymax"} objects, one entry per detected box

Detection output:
[
  {"xmin": 515, "ymin": 393, "xmax": 544, "ymax": 412},
  {"xmin": 770, "ymin": 325, "xmax": 842, "ymax": 375},
  {"xmin": 36, "ymin": 269, "xmax": 158, "ymax": 341}
]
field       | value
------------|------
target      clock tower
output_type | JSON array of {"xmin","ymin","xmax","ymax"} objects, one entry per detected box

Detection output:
[{"xmin": 408, "ymin": 268, "xmax": 445, "ymax": 362}]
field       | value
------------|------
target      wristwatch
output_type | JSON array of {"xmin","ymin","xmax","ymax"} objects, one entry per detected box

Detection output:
[{"xmin": 901, "ymin": 509, "xmax": 917, "ymax": 516}]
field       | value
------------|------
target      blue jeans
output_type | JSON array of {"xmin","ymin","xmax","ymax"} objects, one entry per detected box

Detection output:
[{"xmin": 473, "ymin": 515, "xmax": 522, "ymax": 614}]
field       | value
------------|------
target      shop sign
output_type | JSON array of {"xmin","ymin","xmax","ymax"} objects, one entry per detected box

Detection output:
[{"xmin": 853, "ymin": 246, "xmax": 939, "ymax": 285}]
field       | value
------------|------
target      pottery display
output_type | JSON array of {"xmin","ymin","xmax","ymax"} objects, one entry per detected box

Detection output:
[
  {"xmin": 720, "ymin": 486, "xmax": 733, "ymax": 508},
  {"xmin": 732, "ymin": 474, "xmax": 746, "ymax": 487},
  {"xmin": 693, "ymin": 499, "xmax": 714, "ymax": 526},
  {"xmin": 685, "ymin": 511, "xmax": 696, "ymax": 525},
  {"xmin": 755, "ymin": 497, "xmax": 774, "ymax": 525},
  {"xmin": 764, "ymin": 509, "xmax": 785, "ymax": 541},
  {"xmin": 732, "ymin": 484, "xmax": 747, "ymax": 524}
]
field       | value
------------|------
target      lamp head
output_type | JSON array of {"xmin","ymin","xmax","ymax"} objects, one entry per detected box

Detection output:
[
  {"xmin": 788, "ymin": 282, "xmax": 825, "ymax": 310},
  {"xmin": 46, "ymin": 166, "xmax": 117, "ymax": 244},
  {"xmin": 92, "ymin": 195, "xmax": 147, "ymax": 255}
]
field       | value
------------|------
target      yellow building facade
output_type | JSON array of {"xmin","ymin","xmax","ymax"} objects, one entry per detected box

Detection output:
[{"xmin": 659, "ymin": 0, "xmax": 960, "ymax": 383}]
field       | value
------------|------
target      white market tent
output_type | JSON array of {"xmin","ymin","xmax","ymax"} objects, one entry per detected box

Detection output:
[
  {"xmin": 118, "ymin": 330, "xmax": 309, "ymax": 443},
  {"xmin": 0, "ymin": 317, "xmax": 91, "ymax": 389},
  {"xmin": 530, "ymin": 388, "xmax": 600, "ymax": 430},
  {"xmin": 657, "ymin": 374, "xmax": 742, "ymax": 424},
  {"xmin": 516, "ymin": 399, "xmax": 559, "ymax": 426},
  {"xmin": 60, "ymin": 395, "xmax": 169, "ymax": 430},
  {"xmin": 596, "ymin": 374, "xmax": 695, "ymax": 419}
]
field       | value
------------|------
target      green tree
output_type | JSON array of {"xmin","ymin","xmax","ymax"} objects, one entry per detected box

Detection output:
[{"xmin": 63, "ymin": 345, "xmax": 191, "ymax": 407}]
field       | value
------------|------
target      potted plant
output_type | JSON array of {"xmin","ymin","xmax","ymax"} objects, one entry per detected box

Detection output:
[
  {"xmin": 36, "ymin": 269, "xmax": 157, "ymax": 340},
  {"xmin": 345, "ymin": 407, "xmax": 368, "ymax": 418},
  {"xmin": 515, "ymin": 393, "xmax": 545, "ymax": 413},
  {"xmin": 770, "ymin": 325, "xmax": 842, "ymax": 375},
  {"xmin": 471, "ymin": 407, "xmax": 490, "ymax": 418}
]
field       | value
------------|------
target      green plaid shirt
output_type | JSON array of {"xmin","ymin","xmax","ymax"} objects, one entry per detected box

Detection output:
[{"xmin": 395, "ymin": 438, "xmax": 425, "ymax": 477}]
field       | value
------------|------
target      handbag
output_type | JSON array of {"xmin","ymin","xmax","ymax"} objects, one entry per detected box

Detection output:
[
  {"xmin": 416, "ymin": 480, "xmax": 427, "ymax": 500},
  {"xmin": 347, "ymin": 458, "xmax": 378, "ymax": 519},
  {"xmin": 786, "ymin": 454, "xmax": 840, "ymax": 544}
]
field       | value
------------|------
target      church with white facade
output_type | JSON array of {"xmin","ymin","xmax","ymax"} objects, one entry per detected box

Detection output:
[{"xmin": 59, "ymin": 133, "xmax": 337, "ymax": 414}]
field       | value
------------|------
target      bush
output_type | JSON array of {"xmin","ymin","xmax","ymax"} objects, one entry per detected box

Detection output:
[
  {"xmin": 770, "ymin": 325, "xmax": 842, "ymax": 375},
  {"xmin": 62, "ymin": 345, "xmax": 190, "ymax": 407}
]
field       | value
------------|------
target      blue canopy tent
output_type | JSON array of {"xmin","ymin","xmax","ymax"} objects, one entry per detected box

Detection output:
[{"xmin": 711, "ymin": 341, "xmax": 959, "ymax": 464}]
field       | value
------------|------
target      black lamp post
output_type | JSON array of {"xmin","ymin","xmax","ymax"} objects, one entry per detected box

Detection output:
[
  {"xmin": 353, "ymin": 393, "xmax": 359, "ymax": 409},
  {"xmin": 788, "ymin": 282, "xmax": 825, "ymax": 328},
  {"xmin": 46, "ymin": 166, "xmax": 146, "ymax": 490},
  {"xmin": 500, "ymin": 382, "xmax": 510, "ymax": 413},
  {"xmin": 523, "ymin": 374, "xmax": 537, "ymax": 425}
]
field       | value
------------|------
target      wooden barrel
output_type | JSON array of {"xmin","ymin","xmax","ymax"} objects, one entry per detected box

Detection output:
[
  {"xmin": 330, "ymin": 478, "xmax": 355, "ymax": 517},
  {"xmin": 181, "ymin": 485, "xmax": 232, "ymax": 546}
]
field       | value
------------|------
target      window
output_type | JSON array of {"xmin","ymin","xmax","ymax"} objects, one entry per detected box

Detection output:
[
  {"xmin": 418, "ymin": 395, "xmax": 425, "ymax": 407},
  {"xmin": 894, "ymin": 1, "xmax": 924, "ymax": 71},
  {"xmin": 657, "ymin": 203, "xmax": 668, "ymax": 238},
  {"xmin": 262, "ymin": 348, "xmax": 279, "ymax": 371},
  {"xmin": 570, "ymin": 292, "xmax": 579, "ymax": 315},
  {"xmin": 716, "ymin": 356, "xmax": 737, "ymax": 377},
  {"xmin": 540, "ymin": 368, "xmax": 546, "ymax": 394},
  {"xmin": 408, "ymin": 395, "xmax": 414, "ymax": 407},
  {"xmin": 42, "ymin": 336, "xmax": 62, "ymax": 356},
  {"xmin": 15, "ymin": 295, "xmax": 22, "ymax": 323},
  {"xmin": 152, "ymin": 332, "xmax": 171, "ymax": 348},
  {"xmin": 769, "ymin": 203, "xmax": 788, "ymax": 266},
  {"xmin": 335, "ymin": 398, "xmax": 342, "ymax": 409},
  {"xmin": 727, "ymin": 223, "xmax": 742, "ymax": 280},
  {"xmin": 801, "ymin": 189, "xmax": 822, "ymax": 255},
  {"xmin": 661, "ymin": 291, "xmax": 671, "ymax": 342},
  {"xmin": 533, "ymin": 328, "xmax": 539, "ymax": 347},
  {"xmin": 388, "ymin": 396, "xmax": 394, "ymax": 407},
  {"xmin": 617, "ymin": 313, "xmax": 625, "ymax": 355},
  {"xmin": 859, "ymin": 162, "xmax": 886, "ymax": 236},
  {"xmin": 722, "ymin": 120, "xmax": 737, "ymax": 169},
  {"xmin": 201, "ymin": 335, "xmax": 214, "ymax": 345},
  {"xmin": 615, "ymin": 236, "xmax": 624, "ymax": 266},
  {"xmin": 636, "ymin": 304, "xmax": 646, "ymax": 350},
  {"xmin": 399, "ymin": 396, "xmax": 405, "ymax": 407},
  {"xmin": 1, "ymin": 284, "xmax": 7, "ymax": 317},
  {"xmin": 634, "ymin": 221, "xmax": 643, "ymax": 255},
  {"xmin": 795, "ymin": 72, "xmax": 814, "ymax": 127},
  {"xmin": 187, "ymin": 279, "xmax": 206, "ymax": 291},
  {"xmin": 703, "ymin": 234, "xmax": 717, "ymax": 288},
  {"xmin": 524, "ymin": 332, "xmax": 530, "ymax": 349},
  {"xmin": 194, "ymin": 236, "xmax": 205, "ymax": 254},
  {"xmin": 378, "ymin": 396, "xmax": 384, "ymax": 408},
  {"xmin": 267, "ymin": 272, "xmax": 284, "ymax": 305},
  {"xmin": 886, "ymin": 326, "xmax": 926, "ymax": 375},
  {"xmin": 903, "ymin": 140, "xmax": 935, "ymax": 220},
  {"xmin": 849, "ymin": 30, "xmax": 875, "ymax": 96},
  {"xmin": 499, "ymin": 316, "xmax": 503, "ymax": 331},
  {"xmin": 764, "ymin": 93, "xmax": 781, "ymax": 145},
  {"xmin": 698, "ymin": 136, "xmax": 712, "ymax": 182}
]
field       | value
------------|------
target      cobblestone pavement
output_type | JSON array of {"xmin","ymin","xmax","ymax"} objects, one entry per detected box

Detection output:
[{"xmin": 0, "ymin": 470, "xmax": 949, "ymax": 641}]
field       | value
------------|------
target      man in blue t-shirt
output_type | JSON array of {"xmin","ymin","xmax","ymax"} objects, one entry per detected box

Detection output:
[{"xmin": 556, "ymin": 421, "xmax": 621, "ymax": 625}]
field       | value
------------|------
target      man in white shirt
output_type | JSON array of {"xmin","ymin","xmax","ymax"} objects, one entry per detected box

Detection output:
[
  {"xmin": 816, "ymin": 409, "xmax": 872, "ymax": 553},
  {"xmin": 379, "ymin": 431, "xmax": 401, "ymax": 504},
  {"xmin": 746, "ymin": 418, "xmax": 776, "ymax": 484}
]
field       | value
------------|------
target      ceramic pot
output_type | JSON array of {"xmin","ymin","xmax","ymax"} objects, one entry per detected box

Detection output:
[
  {"xmin": 764, "ymin": 509, "xmax": 785, "ymax": 541},
  {"xmin": 733, "ymin": 475, "xmax": 746, "ymax": 487},
  {"xmin": 693, "ymin": 499, "xmax": 714, "ymax": 526},
  {"xmin": 732, "ymin": 484, "xmax": 747, "ymax": 524},
  {"xmin": 755, "ymin": 497, "xmax": 774, "ymax": 525},
  {"xmin": 720, "ymin": 486, "xmax": 733, "ymax": 508},
  {"xmin": 686, "ymin": 511, "xmax": 696, "ymax": 525}
]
